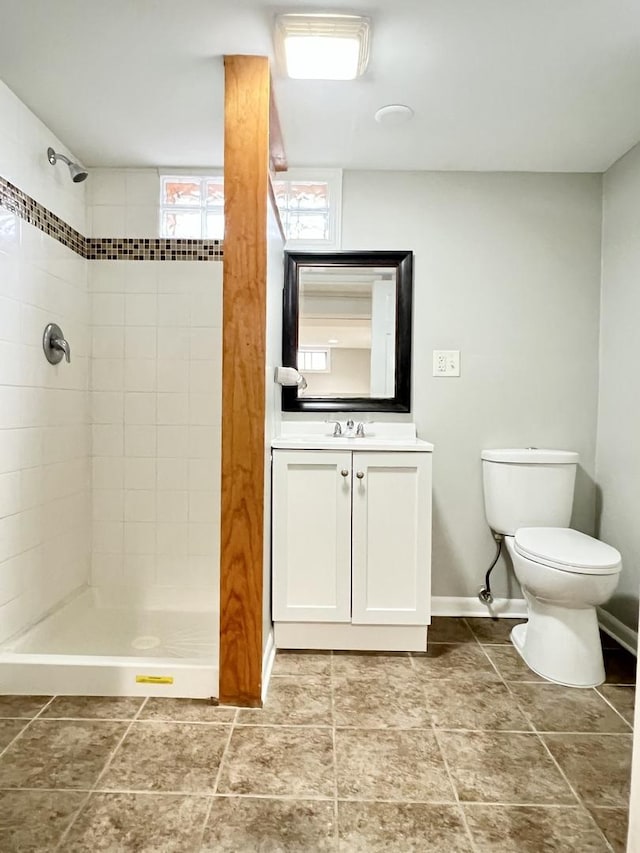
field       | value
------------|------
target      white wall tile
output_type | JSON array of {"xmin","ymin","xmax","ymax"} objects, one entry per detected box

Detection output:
[
  {"xmin": 0, "ymin": 93, "xmax": 91, "ymax": 637},
  {"xmin": 125, "ymin": 170, "xmax": 159, "ymax": 206},
  {"xmin": 124, "ymin": 392, "xmax": 156, "ymax": 425},
  {"xmin": 156, "ymin": 522, "xmax": 188, "ymax": 557},
  {"xmin": 157, "ymin": 491, "xmax": 188, "ymax": 523},
  {"xmin": 91, "ymin": 359, "xmax": 124, "ymax": 392},
  {"xmin": 125, "ymin": 293, "xmax": 157, "ymax": 327},
  {"xmin": 124, "ymin": 425, "xmax": 157, "ymax": 458},
  {"xmin": 125, "ymin": 264, "xmax": 157, "ymax": 295},
  {"xmin": 92, "ymin": 293, "xmax": 125, "ymax": 326},
  {"xmin": 126, "ymin": 206, "xmax": 159, "ymax": 238},
  {"xmin": 88, "ymin": 170, "xmax": 127, "ymax": 207},
  {"xmin": 124, "ymin": 458, "xmax": 157, "ymax": 491},
  {"xmin": 125, "ymin": 490, "xmax": 156, "ymax": 523},
  {"xmin": 91, "ymin": 205, "xmax": 126, "ymax": 237},
  {"xmin": 156, "ymin": 459, "xmax": 188, "ymax": 491},
  {"xmin": 124, "ymin": 359, "xmax": 156, "ymax": 392},
  {"xmin": 91, "ymin": 391, "xmax": 124, "ymax": 424},
  {"xmin": 93, "ymin": 490, "xmax": 124, "ymax": 522},
  {"xmin": 157, "ymin": 360, "xmax": 189, "ymax": 393},
  {"xmin": 85, "ymin": 178, "xmax": 223, "ymax": 593},
  {"xmin": 93, "ymin": 326, "xmax": 124, "ymax": 358},
  {"xmin": 157, "ymin": 393, "xmax": 188, "ymax": 425},
  {"xmin": 93, "ymin": 457, "xmax": 124, "ymax": 490},
  {"xmin": 125, "ymin": 327, "xmax": 156, "ymax": 359},
  {"xmin": 124, "ymin": 522, "xmax": 156, "ymax": 555},
  {"xmin": 158, "ymin": 294, "xmax": 190, "ymax": 327}
]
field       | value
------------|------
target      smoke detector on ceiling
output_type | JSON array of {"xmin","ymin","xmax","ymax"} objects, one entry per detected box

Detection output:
[{"xmin": 374, "ymin": 104, "xmax": 415, "ymax": 126}]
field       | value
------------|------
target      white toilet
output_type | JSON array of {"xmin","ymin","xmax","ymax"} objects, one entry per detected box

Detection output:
[{"xmin": 481, "ymin": 448, "xmax": 621, "ymax": 688}]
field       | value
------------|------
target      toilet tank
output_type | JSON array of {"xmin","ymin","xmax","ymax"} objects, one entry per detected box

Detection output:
[{"xmin": 481, "ymin": 448, "xmax": 579, "ymax": 535}]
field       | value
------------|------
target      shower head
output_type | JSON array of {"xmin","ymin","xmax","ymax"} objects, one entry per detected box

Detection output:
[{"xmin": 47, "ymin": 147, "xmax": 88, "ymax": 183}]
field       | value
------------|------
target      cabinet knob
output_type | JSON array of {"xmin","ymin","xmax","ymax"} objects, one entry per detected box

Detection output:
[
  {"xmin": 356, "ymin": 471, "xmax": 365, "ymax": 479},
  {"xmin": 340, "ymin": 469, "xmax": 349, "ymax": 477}
]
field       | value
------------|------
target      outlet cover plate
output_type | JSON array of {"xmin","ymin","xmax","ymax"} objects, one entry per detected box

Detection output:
[{"xmin": 433, "ymin": 350, "xmax": 460, "ymax": 377}]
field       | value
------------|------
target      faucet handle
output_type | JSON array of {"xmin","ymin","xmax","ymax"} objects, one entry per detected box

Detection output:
[
  {"xmin": 43, "ymin": 323, "xmax": 71, "ymax": 365},
  {"xmin": 356, "ymin": 422, "xmax": 365, "ymax": 438},
  {"xmin": 325, "ymin": 420, "xmax": 342, "ymax": 436}
]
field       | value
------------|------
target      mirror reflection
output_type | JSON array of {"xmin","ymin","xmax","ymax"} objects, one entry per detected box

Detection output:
[{"xmin": 298, "ymin": 266, "xmax": 397, "ymax": 399}]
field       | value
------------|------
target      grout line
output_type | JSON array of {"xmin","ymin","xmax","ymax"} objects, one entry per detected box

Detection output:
[
  {"xmin": 211, "ymin": 709, "xmax": 237, "ymax": 796},
  {"xmin": 532, "ymin": 731, "xmax": 587, "ymax": 807},
  {"xmin": 194, "ymin": 711, "xmax": 237, "ymax": 852},
  {"xmin": 329, "ymin": 651, "xmax": 339, "ymax": 848},
  {"xmin": 0, "ymin": 695, "xmax": 57, "ymax": 762},
  {"xmin": 0, "ymin": 784, "xmax": 625, "ymax": 809},
  {"xmin": 54, "ymin": 695, "xmax": 149, "ymax": 851},
  {"xmin": 430, "ymin": 721, "xmax": 480, "ymax": 853},
  {"xmin": 594, "ymin": 687, "xmax": 634, "ymax": 731}
]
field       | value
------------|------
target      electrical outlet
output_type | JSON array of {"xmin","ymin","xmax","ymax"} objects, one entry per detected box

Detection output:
[{"xmin": 433, "ymin": 350, "xmax": 460, "ymax": 377}]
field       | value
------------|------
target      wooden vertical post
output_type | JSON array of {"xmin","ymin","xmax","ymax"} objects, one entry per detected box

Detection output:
[{"xmin": 219, "ymin": 55, "xmax": 270, "ymax": 706}]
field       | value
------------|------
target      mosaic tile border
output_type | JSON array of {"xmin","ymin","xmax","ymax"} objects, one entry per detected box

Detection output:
[
  {"xmin": 0, "ymin": 176, "xmax": 223, "ymax": 261},
  {"xmin": 0, "ymin": 176, "xmax": 86, "ymax": 255},
  {"xmin": 85, "ymin": 238, "xmax": 222, "ymax": 261}
]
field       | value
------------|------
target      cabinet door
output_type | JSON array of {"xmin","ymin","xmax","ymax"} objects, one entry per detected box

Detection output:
[
  {"xmin": 352, "ymin": 452, "xmax": 431, "ymax": 625},
  {"xmin": 272, "ymin": 450, "xmax": 352, "ymax": 622}
]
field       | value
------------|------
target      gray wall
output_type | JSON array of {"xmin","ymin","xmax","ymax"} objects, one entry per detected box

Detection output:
[
  {"xmin": 342, "ymin": 171, "xmax": 603, "ymax": 600},
  {"xmin": 597, "ymin": 143, "xmax": 640, "ymax": 631}
]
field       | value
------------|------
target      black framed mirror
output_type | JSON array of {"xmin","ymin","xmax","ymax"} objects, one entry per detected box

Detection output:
[{"xmin": 282, "ymin": 250, "xmax": 413, "ymax": 412}]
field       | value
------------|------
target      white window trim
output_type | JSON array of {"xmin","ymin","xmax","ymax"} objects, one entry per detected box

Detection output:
[{"xmin": 275, "ymin": 167, "xmax": 342, "ymax": 251}]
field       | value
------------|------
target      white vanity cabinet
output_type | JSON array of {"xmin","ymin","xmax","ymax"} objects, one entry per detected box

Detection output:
[{"xmin": 271, "ymin": 443, "xmax": 432, "ymax": 651}]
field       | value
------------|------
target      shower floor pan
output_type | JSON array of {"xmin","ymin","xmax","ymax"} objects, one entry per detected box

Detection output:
[{"xmin": 0, "ymin": 587, "xmax": 219, "ymax": 698}]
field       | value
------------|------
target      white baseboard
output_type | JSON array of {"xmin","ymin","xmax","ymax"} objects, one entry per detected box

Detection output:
[
  {"xmin": 261, "ymin": 628, "xmax": 276, "ymax": 703},
  {"xmin": 431, "ymin": 596, "xmax": 528, "ymax": 619},
  {"xmin": 430, "ymin": 598, "xmax": 638, "ymax": 657},
  {"xmin": 597, "ymin": 607, "xmax": 638, "ymax": 658}
]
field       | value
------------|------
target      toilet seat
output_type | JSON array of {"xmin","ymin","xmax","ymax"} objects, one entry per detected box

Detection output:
[{"xmin": 514, "ymin": 527, "xmax": 621, "ymax": 575}]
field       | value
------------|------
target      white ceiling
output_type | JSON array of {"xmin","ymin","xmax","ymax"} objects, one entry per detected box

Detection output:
[{"xmin": 1, "ymin": 0, "xmax": 639, "ymax": 171}]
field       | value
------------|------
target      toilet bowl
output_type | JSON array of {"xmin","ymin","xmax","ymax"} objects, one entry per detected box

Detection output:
[
  {"xmin": 481, "ymin": 449, "xmax": 622, "ymax": 688},
  {"xmin": 505, "ymin": 530, "xmax": 621, "ymax": 687}
]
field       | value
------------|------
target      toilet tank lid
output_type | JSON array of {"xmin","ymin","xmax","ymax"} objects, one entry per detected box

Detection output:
[
  {"xmin": 481, "ymin": 448, "xmax": 580, "ymax": 464},
  {"xmin": 515, "ymin": 527, "xmax": 622, "ymax": 572}
]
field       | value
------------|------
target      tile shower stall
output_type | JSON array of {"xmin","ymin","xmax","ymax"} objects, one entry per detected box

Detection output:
[{"xmin": 0, "ymin": 93, "xmax": 223, "ymax": 696}]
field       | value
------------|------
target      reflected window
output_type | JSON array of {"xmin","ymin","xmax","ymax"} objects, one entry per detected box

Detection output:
[{"xmin": 298, "ymin": 348, "xmax": 330, "ymax": 372}]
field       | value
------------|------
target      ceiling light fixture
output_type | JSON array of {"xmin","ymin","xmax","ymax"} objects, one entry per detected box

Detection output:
[{"xmin": 274, "ymin": 13, "xmax": 371, "ymax": 80}]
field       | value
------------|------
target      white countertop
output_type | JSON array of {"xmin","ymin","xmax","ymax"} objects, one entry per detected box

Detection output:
[{"xmin": 271, "ymin": 422, "xmax": 434, "ymax": 453}]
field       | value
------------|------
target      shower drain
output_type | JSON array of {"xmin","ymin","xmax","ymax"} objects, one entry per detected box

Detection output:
[{"xmin": 131, "ymin": 635, "xmax": 161, "ymax": 650}]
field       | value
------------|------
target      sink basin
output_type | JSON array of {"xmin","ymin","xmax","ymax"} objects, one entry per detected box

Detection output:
[{"xmin": 271, "ymin": 423, "xmax": 433, "ymax": 453}]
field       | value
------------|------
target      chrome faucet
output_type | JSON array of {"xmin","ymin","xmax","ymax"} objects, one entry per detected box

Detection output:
[{"xmin": 43, "ymin": 323, "xmax": 71, "ymax": 364}]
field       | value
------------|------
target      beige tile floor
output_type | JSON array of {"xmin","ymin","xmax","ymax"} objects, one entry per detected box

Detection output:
[{"xmin": 0, "ymin": 617, "xmax": 635, "ymax": 852}]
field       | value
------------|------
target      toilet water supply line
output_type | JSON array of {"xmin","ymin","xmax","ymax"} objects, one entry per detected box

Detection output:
[{"xmin": 478, "ymin": 533, "xmax": 504, "ymax": 606}]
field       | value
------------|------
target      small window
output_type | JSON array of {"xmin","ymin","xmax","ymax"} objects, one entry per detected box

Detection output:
[
  {"xmin": 273, "ymin": 168, "xmax": 342, "ymax": 250},
  {"xmin": 298, "ymin": 348, "xmax": 331, "ymax": 372},
  {"xmin": 160, "ymin": 175, "xmax": 224, "ymax": 239},
  {"xmin": 159, "ymin": 169, "xmax": 341, "ymax": 247}
]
